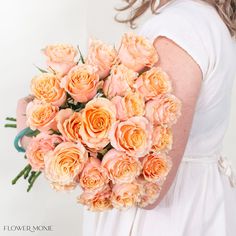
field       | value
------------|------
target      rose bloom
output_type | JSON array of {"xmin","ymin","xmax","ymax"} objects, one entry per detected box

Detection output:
[
  {"xmin": 78, "ymin": 185, "xmax": 113, "ymax": 211},
  {"xmin": 26, "ymin": 100, "xmax": 58, "ymax": 132},
  {"xmin": 111, "ymin": 182, "xmax": 141, "ymax": 209},
  {"xmin": 79, "ymin": 157, "xmax": 109, "ymax": 191},
  {"xmin": 103, "ymin": 64, "xmax": 138, "ymax": 99},
  {"xmin": 86, "ymin": 39, "xmax": 118, "ymax": 79},
  {"xmin": 79, "ymin": 97, "xmax": 116, "ymax": 150},
  {"xmin": 30, "ymin": 73, "xmax": 66, "ymax": 106},
  {"xmin": 136, "ymin": 176, "xmax": 161, "ymax": 208},
  {"xmin": 109, "ymin": 116, "xmax": 152, "ymax": 158},
  {"xmin": 44, "ymin": 142, "xmax": 88, "ymax": 189},
  {"xmin": 152, "ymin": 125, "xmax": 173, "ymax": 153},
  {"xmin": 135, "ymin": 67, "xmax": 172, "ymax": 100},
  {"xmin": 26, "ymin": 133, "xmax": 64, "ymax": 171},
  {"xmin": 56, "ymin": 108, "xmax": 82, "ymax": 142},
  {"xmin": 61, "ymin": 64, "xmax": 100, "ymax": 103},
  {"xmin": 145, "ymin": 94, "xmax": 182, "ymax": 126},
  {"xmin": 118, "ymin": 33, "xmax": 158, "ymax": 72},
  {"xmin": 111, "ymin": 92, "xmax": 145, "ymax": 121},
  {"xmin": 43, "ymin": 44, "xmax": 77, "ymax": 76},
  {"xmin": 102, "ymin": 149, "xmax": 141, "ymax": 184},
  {"xmin": 142, "ymin": 153, "xmax": 172, "ymax": 183}
]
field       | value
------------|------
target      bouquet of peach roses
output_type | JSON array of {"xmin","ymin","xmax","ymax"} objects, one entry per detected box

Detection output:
[{"xmin": 5, "ymin": 33, "xmax": 181, "ymax": 211}]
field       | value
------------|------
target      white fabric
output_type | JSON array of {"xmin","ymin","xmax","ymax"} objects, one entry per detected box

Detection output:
[{"xmin": 82, "ymin": 0, "xmax": 236, "ymax": 235}]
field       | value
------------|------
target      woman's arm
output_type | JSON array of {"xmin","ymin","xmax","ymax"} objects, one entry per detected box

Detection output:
[{"xmin": 144, "ymin": 36, "xmax": 202, "ymax": 210}]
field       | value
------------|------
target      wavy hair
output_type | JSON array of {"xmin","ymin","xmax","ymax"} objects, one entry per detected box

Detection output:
[{"xmin": 115, "ymin": 0, "xmax": 236, "ymax": 37}]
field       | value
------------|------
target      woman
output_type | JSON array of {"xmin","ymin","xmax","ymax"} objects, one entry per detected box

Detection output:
[{"xmin": 81, "ymin": 0, "xmax": 236, "ymax": 235}]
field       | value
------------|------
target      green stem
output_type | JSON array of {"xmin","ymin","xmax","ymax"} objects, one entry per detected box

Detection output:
[
  {"xmin": 6, "ymin": 117, "xmax": 16, "ymax": 121},
  {"xmin": 12, "ymin": 164, "xmax": 31, "ymax": 185},
  {"xmin": 27, "ymin": 172, "xmax": 41, "ymax": 192},
  {"xmin": 24, "ymin": 166, "xmax": 32, "ymax": 179},
  {"xmin": 28, "ymin": 171, "xmax": 36, "ymax": 183},
  {"xmin": 5, "ymin": 124, "xmax": 17, "ymax": 128}
]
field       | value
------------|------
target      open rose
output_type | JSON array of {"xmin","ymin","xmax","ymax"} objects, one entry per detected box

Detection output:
[
  {"xmin": 152, "ymin": 125, "xmax": 173, "ymax": 153},
  {"xmin": 103, "ymin": 64, "xmax": 138, "ymax": 99},
  {"xmin": 26, "ymin": 133, "xmax": 64, "ymax": 171},
  {"xmin": 79, "ymin": 157, "xmax": 109, "ymax": 191},
  {"xmin": 78, "ymin": 185, "xmax": 113, "ymax": 211},
  {"xmin": 26, "ymin": 100, "xmax": 58, "ymax": 131},
  {"xmin": 111, "ymin": 92, "xmax": 145, "ymax": 121},
  {"xmin": 79, "ymin": 97, "xmax": 116, "ymax": 150},
  {"xmin": 56, "ymin": 109, "xmax": 82, "ymax": 142},
  {"xmin": 43, "ymin": 44, "xmax": 77, "ymax": 76},
  {"xmin": 118, "ymin": 33, "xmax": 158, "ymax": 72},
  {"xmin": 31, "ymin": 73, "xmax": 66, "ymax": 106},
  {"xmin": 111, "ymin": 183, "xmax": 141, "ymax": 209},
  {"xmin": 109, "ymin": 116, "xmax": 152, "ymax": 158},
  {"xmin": 142, "ymin": 153, "xmax": 172, "ymax": 183},
  {"xmin": 44, "ymin": 142, "xmax": 88, "ymax": 189},
  {"xmin": 102, "ymin": 149, "xmax": 141, "ymax": 184},
  {"xmin": 135, "ymin": 67, "xmax": 172, "ymax": 100},
  {"xmin": 86, "ymin": 39, "xmax": 118, "ymax": 79},
  {"xmin": 61, "ymin": 64, "xmax": 100, "ymax": 103},
  {"xmin": 145, "ymin": 94, "xmax": 182, "ymax": 126}
]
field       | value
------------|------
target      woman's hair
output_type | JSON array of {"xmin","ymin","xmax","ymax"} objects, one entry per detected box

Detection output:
[{"xmin": 115, "ymin": 0, "xmax": 236, "ymax": 37}]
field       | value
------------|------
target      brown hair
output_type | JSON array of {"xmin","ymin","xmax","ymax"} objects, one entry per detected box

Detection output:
[{"xmin": 115, "ymin": 0, "xmax": 236, "ymax": 37}]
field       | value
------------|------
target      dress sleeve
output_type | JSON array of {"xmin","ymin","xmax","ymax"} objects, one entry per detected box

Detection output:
[{"xmin": 139, "ymin": 9, "xmax": 210, "ymax": 79}]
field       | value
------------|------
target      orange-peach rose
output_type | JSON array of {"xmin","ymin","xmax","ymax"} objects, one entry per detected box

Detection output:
[
  {"xmin": 111, "ymin": 182, "xmax": 141, "ymax": 209},
  {"xmin": 78, "ymin": 185, "xmax": 113, "ymax": 211},
  {"xmin": 103, "ymin": 64, "xmax": 138, "ymax": 99},
  {"xmin": 152, "ymin": 125, "xmax": 173, "ymax": 153},
  {"xmin": 26, "ymin": 100, "xmax": 58, "ymax": 131},
  {"xmin": 118, "ymin": 33, "xmax": 158, "ymax": 72},
  {"xmin": 86, "ymin": 39, "xmax": 118, "ymax": 79},
  {"xmin": 102, "ymin": 149, "xmax": 141, "ymax": 184},
  {"xmin": 79, "ymin": 97, "xmax": 116, "ymax": 150},
  {"xmin": 142, "ymin": 153, "xmax": 172, "ymax": 183},
  {"xmin": 31, "ymin": 73, "xmax": 66, "ymax": 106},
  {"xmin": 43, "ymin": 44, "xmax": 77, "ymax": 76},
  {"xmin": 56, "ymin": 108, "xmax": 82, "ymax": 142},
  {"xmin": 109, "ymin": 116, "xmax": 152, "ymax": 158},
  {"xmin": 26, "ymin": 133, "xmax": 64, "ymax": 171},
  {"xmin": 79, "ymin": 157, "xmax": 109, "ymax": 191},
  {"xmin": 44, "ymin": 142, "xmax": 88, "ymax": 188},
  {"xmin": 61, "ymin": 64, "xmax": 100, "ymax": 103},
  {"xmin": 145, "ymin": 94, "xmax": 182, "ymax": 126},
  {"xmin": 135, "ymin": 67, "xmax": 172, "ymax": 100},
  {"xmin": 111, "ymin": 92, "xmax": 145, "ymax": 120}
]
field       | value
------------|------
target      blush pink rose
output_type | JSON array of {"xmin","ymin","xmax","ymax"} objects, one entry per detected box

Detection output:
[{"xmin": 109, "ymin": 116, "xmax": 153, "ymax": 158}]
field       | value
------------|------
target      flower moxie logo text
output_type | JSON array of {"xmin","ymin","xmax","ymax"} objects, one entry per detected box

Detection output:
[{"xmin": 3, "ymin": 225, "xmax": 53, "ymax": 233}]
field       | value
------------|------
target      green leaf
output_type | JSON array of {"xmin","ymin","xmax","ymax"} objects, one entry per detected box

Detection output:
[
  {"xmin": 6, "ymin": 117, "xmax": 16, "ymax": 122},
  {"xmin": 77, "ymin": 45, "xmax": 85, "ymax": 64},
  {"xmin": 34, "ymin": 64, "xmax": 48, "ymax": 73},
  {"xmin": 4, "ymin": 124, "xmax": 17, "ymax": 128},
  {"xmin": 24, "ymin": 128, "xmax": 40, "ymax": 137}
]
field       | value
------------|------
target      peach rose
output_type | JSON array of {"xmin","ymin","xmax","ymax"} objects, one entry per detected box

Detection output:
[
  {"xmin": 111, "ymin": 183, "xmax": 141, "ymax": 209},
  {"xmin": 142, "ymin": 153, "xmax": 172, "ymax": 183},
  {"xmin": 79, "ymin": 97, "xmax": 116, "ymax": 150},
  {"xmin": 109, "ymin": 116, "xmax": 152, "ymax": 158},
  {"xmin": 135, "ymin": 67, "xmax": 172, "ymax": 100},
  {"xmin": 56, "ymin": 109, "xmax": 82, "ymax": 142},
  {"xmin": 61, "ymin": 64, "xmax": 100, "ymax": 103},
  {"xmin": 136, "ymin": 176, "xmax": 161, "ymax": 207},
  {"xmin": 26, "ymin": 100, "xmax": 58, "ymax": 131},
  {"xmin": 31, "ymin": 73, "xmax": 66, "ymax": 106},
  {"xmin": 78, "ymin": 185, "xmax": 113, "ymax": 211},
  {"xmin": 26, "ymin": 133, "xmax": 64, "ymax": 171},
  {"xmin": 43, "ymin": 44, "xmax": 77, "ymax": 76},
  {"xmin": 44, "ymin": 142, "xmax": 88, "ymax": 188},
  {"xmin": 152, "ymin": 125, "xmax": 173, "ymax": 153},
  {"xmin": 118, "ymin": 33, "xmax": 158, "ymax": 72},
  {"xmin": 102, "ymin": 149, "xmax": 141, "ymax": 184},
  {"xmin": 79, "ymin": 157, "xmax": 109, "ymax": 191},
  {"xmin": 111, "ymin": 92, "xmax": 145, "ymax": 121},
  {"xmin": 145, "ymin": 94, "xmax": 182, "ymax": 126},
  {"xmin": 86, "ymin": 39, "xmax": 118, "ymax": 79},
  {"xmin": 103, "ymin": 64, "xmax": 138, "ymax": 99}
]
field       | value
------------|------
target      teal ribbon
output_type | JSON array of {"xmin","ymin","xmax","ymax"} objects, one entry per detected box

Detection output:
[{"xmin": 14, "ymin": 128, "xmax": 31, "ymax": 153}]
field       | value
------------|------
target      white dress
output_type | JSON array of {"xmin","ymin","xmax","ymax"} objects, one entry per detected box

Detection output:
[{"xmin": 82, "ymin": 1, "xmax": 236, "ymax": 235}]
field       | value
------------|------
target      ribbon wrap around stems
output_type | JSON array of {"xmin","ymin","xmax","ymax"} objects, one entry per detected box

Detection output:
[{"xmin": 14, "ymin": 127, "xmax": 32, "ymax": 153}]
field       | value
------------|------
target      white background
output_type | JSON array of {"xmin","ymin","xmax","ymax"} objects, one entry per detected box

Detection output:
[{"xmin": 0, "ymin": 1, "xmax": 235, "ymax": 235}]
